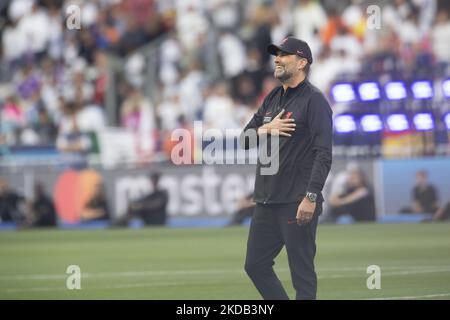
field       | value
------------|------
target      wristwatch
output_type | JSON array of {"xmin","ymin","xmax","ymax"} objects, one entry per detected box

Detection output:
[{"xmin": 305, "ymin": 192, "xmax": 317, "ymax": 203}]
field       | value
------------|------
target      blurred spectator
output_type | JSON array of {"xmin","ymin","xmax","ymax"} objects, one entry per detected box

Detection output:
[
  {"xmin": 400, "ymin": 170, "xmax": 439, "ymax": 214},
  {"xmin": 158, "ymin": 35, "xmax": 182, "ymax": 87},
  {"xmin": 120, "ymin": 84, "xmax": 156, "ymax": 158},
  {"xmin": 120, "ymin": 84, "xmax": 156, "ymax": 132},
  {"xmin": 121, "ymin": 0, "xmax": 156, "ymax": 30},
  {"xmin": 209, "ymin": 0, "xmax": 241, "ymax": 32},
  {"xmin": 12, "ymin": 68, "xmax": 59, "ymax": 146},
  {"xmin": 22, "ymin": 182, "xmax": 57, "ymax": 228},
  {"xmin": 92, "ymin": 51, "xmax": 110, "ymax": 106},
  {"xmin": 175, "ymin": 4, "xmax": 209, "ymax": 52},
  {"xmin": 117, "ymin": 16, "xmax": 149, "ymax": 56},
  {"xmin": 16, "ymin": 64, "xmax": 41, "ymax": 101},
  {"xmin": 341, "ymin": 0, "xmax": 365, "ymax": 41},
  {"xmin": 77, "ymin": 28, "xmax": 97, "ymax": 65},
  {"xmin": 55, "ymin": 101, "xmax": 91, "ymax": 170},
  {"xmin": 0, "ymin": 178, "xmax": 24, "ymax": 223},
  {"xmin": 231, "ymin": 46, "xmax": 268, "ymax": 106},
  {"xmin": 46, "ymin": 2, "xmax": 64, "ymax": 60},
  {"xmin": 328, "ymin": 165, "xmax": 376, "ymax": 222},
  {"xmin": 232, "ymin": 74, "xmax": 258, "ymax": 107},
  {"xmin": 431, "ymin": 10, "xmax": 450, "ymax": 68},
  {"xmin": 112, "ymin": 172, "xmax": 169, "ymax": 227},
  {"xmin": 293, "ymin": 0, "xmax": 327, "ymax": 55},
  {"xmin": 39, "ymin": 57, "xmax": 63, "ymax": 115},
  {"xmin": 157, "ymin": 92, "xmax": 183, "ymax": 132},
  {"xmin": 383, "ymin": 0, "xmax": 413, "ymax": 31},
  {"xmin": 330, "ymin": 24, "xmax": 363, "ymax": 60},
  {"xmin": 217, "ymin": 31, "xmax": 247, "ymax": 79},
  {"xmin": 19, "ymin": 1, "xmax": 51, "ymax": 62},
  {"xmin": 309, "ymin": 46, "xmax": 360, "ymax": 93},
  {"xmin": 0, "ymin": 0, "xmax": 449, "ymax": 161},
  {"xmin": 269, "ymin": 0, "xmax": 294, "ymax": 45},
  {"xmin": 225, "ymin": 192, "xmax": 255, "ymax": 227},
  {"xmin": 80, "ymin": 181, "xmax": 110, "ymax": 222},
  {"xmin": 248, "ymin": 4, "xmax": 273, "ymax": 68},
  {"xmin": 2, "ymin": 19, "xmax": 27, "ymax": 69},
  {"xmin": 202, "ymin": 81, "xmax": 238, "ymax": 131},
  {"xmin": 177, "ymin": 60, "xmax": 207, "ymax": 122},
  {"xmin": 320, "ymin": 8, "xmax": 343, "ymax": 49},
  {"xmin": 0, "ymin": 94, "xmax": 25, "ymax": 145},
  {"xmin": 430, "ymin": 201, "xmax": 450, "ymax": 221},
  {"xmin": 77, "ymin": 102, "xmax": 107, "ymax": 133}
]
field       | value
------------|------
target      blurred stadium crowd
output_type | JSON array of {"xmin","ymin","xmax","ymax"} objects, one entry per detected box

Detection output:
[{"xmin": 0, "ymin": 0, "xmax": 449, "ymax": 159}]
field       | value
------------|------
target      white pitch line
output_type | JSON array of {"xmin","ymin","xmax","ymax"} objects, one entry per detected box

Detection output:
[
  {"xmin": 1, "ymin": 280, "xmax": 200, "ymax": 293},
  {"xmin": 2, "ymin": 268, "xmax": 450, "ymax": 294},
  {"xmin": 319, "ymin": 267, "xmax": 450, "ymax": 279},
  {"xmin": 367, "ymin": 293, "xmax": 450, "ymax": 300},
  {"xmin": 1, "ymin": 266, "xmax": 450, "ymax": 282},
  {"xmin": 317, "ymin": 265, "xmax": 448, "ymax": 272},
  {"xmin": 0, "ymin": 269, "xmax": 239, "ymax": 281}
]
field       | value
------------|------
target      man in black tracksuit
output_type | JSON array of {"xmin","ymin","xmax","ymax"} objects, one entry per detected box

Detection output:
[{"xmin": 239, "ymin": 37, "xmax": 333, "ymax": 300}]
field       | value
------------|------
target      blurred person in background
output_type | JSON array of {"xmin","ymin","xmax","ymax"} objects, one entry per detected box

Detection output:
[
  {"xmin": 120, "ymin": 83, "xmax": 156, "ymax": 159},
  {"xmin": 80, "ymin": 181, "xmax": 110, "ymax": 222},
  {"xmin": 55, "ymin": 101, "xmax": 91, "ymax": 170},
  {"xmin": 231, "ymin": 45, "xmax": 268, "ymax": 107},
  {"xmin": 156, "ymin": 91, "xmax": 184, "ymax": 133},
  {"xmin": 31, "ymin": 106, "xmax": 58, "ymax": 145},
  {"xmin": 217, "ymin": 30, "xmax": 247, "ymax": 79},
  {"xmin": 120, "ymin": 83, "xmax": 156, "ymax": 133},
  {"xmin": 321, "ymin": 163, "xmax": 355, "ymax": 222},
  {"xmin": 431, "ymin": 9, "xmax": 450, "ymax": 73},
  {"xmin": 0, "ymin": 94, "xmax": 25, "ymax": 145},
  {"xmin": 22, "ymin": 182, "xmax": 56, "ymax": 228},
  {"xmin": 269, "ymin": 0, "xmax": 294, "ymax": 45},
  {"xmin": 400, "ymin": 170, "xmax": 439, "ymax": 214},
  {"xmin": 202, "ymin": 81, "xmax": 238, "ymax": 131},
  {"xmin": 175, "ymin": 3, "xmax": 209, "ymax": 53},
  {"xmin": 177, "ymin": 59, "xmax": 207, "ymax": 122},
  {"xmin": 247, "ymin": 4, "xmax": 273, "ymax": 68},
  {"xmin": 328, "ymin": 165, "xmax": 376, "ymax": 222},
  {"xmin": 430, "ymin": 202, "xmax": 450, "ymax": 222},
  {"xmin": 293, "ymin": 0, "xmax": 327, "ymax": 55},
  {"xmin": 112, "ymin": 172, "xmax": 168, "ymax": 227},
  {"xmin": 225, "ymin": 192, "xmax": 256, "ymax": 227},
  {"xmin": 0, "ymin": 178, "xmax": 25, "ymax": 224}
]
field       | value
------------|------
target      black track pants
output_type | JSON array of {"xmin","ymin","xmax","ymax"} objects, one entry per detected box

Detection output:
[{"xmin": 244, "ymin": 201, "xmax": 321, "ymax": 300}]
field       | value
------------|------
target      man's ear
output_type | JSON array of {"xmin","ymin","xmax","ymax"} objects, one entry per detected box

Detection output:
[{"xmin": 297, "ymin": 58, "xmax": 307, "ymax": 71}]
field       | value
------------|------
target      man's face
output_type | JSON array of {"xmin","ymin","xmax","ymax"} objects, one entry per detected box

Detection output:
[
  {"xmin": 347, "ymin": 169, "xmax": 363, "ymax": 188},
  {"xmin": 416, "ymin": 172, "xmax": 427, "ymax": 186},
  {"xmin": 274, "ymin": 51, "xmax": 306, "ymax": 82}
]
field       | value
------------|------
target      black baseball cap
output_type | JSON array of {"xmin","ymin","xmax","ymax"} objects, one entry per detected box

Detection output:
[{"xmin": 267, "ymin": 37, "xmax": 313, "ymax": 64}]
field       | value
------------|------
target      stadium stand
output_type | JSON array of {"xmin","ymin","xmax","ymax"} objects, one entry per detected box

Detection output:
[{"xmin": 1, "ymin": 0, "xmax": 450, "ymax": 228}]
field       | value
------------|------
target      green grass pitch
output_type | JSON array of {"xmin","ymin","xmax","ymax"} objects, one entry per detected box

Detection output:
[{"xmin": 0, "ymin": 223, "xmax": 449, "ymax": 300}]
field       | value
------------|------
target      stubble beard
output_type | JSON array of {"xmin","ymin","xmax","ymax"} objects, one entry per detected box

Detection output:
[{"xmin": 274, "ymin": 66, "xmax": 293, "ymax": 83}]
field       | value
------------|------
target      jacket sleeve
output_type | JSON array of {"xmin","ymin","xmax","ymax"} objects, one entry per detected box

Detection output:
[
  {"xmin": 306, "ymin": 92, "xmax": 333, "ymax": 194},
  {"xmin": 238, "ymin": 97, "xmax": 268, "ymax": 150}
]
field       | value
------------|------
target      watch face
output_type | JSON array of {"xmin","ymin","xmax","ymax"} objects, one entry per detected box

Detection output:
[{"xmin": 307, "ymin": 193, "xmax": 317, "ymax": 202}]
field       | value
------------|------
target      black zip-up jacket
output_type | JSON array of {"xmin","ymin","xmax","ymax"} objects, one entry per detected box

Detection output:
[{"xmin": 239, "ymin": 79, "xmax": 333, "ymax": 204}]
